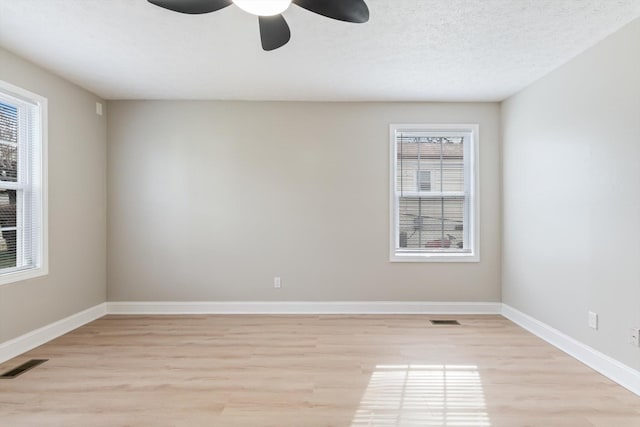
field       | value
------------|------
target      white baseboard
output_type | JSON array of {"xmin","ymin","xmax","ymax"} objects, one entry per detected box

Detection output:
[
  {"xmin": 502, "ymin": 304, "xmax": 640, "ymax": 396},
  {"xmin": 0, "ymin": 303, "xmax": 107, "ymax": 364},
  {"xmin": 106, "ymin": 301, "xmax": 503, "ymax": 315}
]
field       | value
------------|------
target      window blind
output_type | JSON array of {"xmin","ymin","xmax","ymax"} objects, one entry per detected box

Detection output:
[
  {"xmin": 0, "ymin": 90, "xmax": 44, "ymax": 275},
  {"xmin": 394, "ymin": 131, "xmax": 471, "ymax": 254}
]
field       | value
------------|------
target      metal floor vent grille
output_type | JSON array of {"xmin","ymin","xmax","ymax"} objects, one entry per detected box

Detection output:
[
  {"xmin": 430, "ymin": 320, "xmax": 461, "ymax": 325},
  {"xmin": 0, "ymin": 359, "xmax": 48, "ymax": 379}
]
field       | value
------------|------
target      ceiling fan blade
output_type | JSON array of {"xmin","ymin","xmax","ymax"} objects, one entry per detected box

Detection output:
[
  {"xmin": 148, "ymin": 0, "xmax": 232, "ymax": 14},
  {"xmin": 292, "ymin": 0, "xmax": 369, "ymax": 23},
  {"xmin": 258, "ymin": 15, "xmax": 291, "ymax": 51}
]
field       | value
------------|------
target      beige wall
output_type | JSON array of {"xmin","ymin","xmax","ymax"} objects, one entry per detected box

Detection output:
[
  {"xmin": 0, "ymin": 47, "xmax": 107, "ymax": 342},
  {"xmin": 502, "ymin": 19, "xmax": 640, "ymax": 370},
  {"xmin": 107, "ymin": 101, "xmax": 501, "ymax": 302}
]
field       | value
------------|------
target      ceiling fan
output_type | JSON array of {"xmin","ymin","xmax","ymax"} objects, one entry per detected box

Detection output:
[{"xmin": 148, "ymin": 0, "xmax": 369, "ymax": 51}]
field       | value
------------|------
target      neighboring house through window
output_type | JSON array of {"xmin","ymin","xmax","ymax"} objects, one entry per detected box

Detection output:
[
  {"xmin": 390, "ymin": 124, "xmax": 478, "ymax": 261},
  {"xmin": 0, "ymin": 80, "xmax": 47, "ymax": 285}
]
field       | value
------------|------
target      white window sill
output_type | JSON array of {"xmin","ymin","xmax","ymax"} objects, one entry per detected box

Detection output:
[
  {"xmin": 0, "ymin": 266, "xmax": 48, "ymax": 286},
  {"xmin": 390, "ymin": 252, "xmax": 479, "ymax": 263}
]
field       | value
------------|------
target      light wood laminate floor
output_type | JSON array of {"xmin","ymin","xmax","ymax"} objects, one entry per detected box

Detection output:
[{"xmin": 0, "ymin": 315, "xmax": 638, "ymax": 426}]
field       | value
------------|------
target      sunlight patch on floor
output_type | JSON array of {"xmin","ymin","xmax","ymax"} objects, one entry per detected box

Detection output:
[{"xmin": 351, "ymin": 364, "xmax": 490, "ymax": 426}]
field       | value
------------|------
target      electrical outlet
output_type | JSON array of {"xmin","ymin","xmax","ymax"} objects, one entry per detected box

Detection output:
[
  {"xmin": 273, "ymin": 277, "xmax": 281, "ymax": 289},
  {"xmin": 588, "ymin": 311, "xmax": 598, "ymax": 330},
  {"xmin": 631, "ymin": 328, "xmax": 640, "ymax": 347}
]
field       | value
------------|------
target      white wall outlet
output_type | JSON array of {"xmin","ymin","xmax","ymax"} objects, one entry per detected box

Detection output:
[
  {"xmin": 588, "ymin": 311, "xmax": 598, "ymax": 329},
  {"xmin": 631, "ymin": 328, "xmax": 640, "ymax": 347},
  {"xmin": 273, "ymin": 277, "xmax": 281, "ymax": 289},
  {"xmin": 96, "ymin": 102, "xmax": 103, "ymax": 116}
]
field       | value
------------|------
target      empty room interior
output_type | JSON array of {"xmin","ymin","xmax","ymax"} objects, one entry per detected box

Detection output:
[{"xmin": 0, "ymin": 0, "xmax": 639, "ymax": 426}]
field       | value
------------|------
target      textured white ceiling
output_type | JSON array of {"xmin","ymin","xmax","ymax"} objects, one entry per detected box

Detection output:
[{"xmin": 1, "ymin": 0, "xmax": 639, "ymax": 101}]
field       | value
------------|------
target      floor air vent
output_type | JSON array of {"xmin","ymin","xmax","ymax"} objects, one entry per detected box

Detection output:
[
  {"xmin": 0, "ymin": 359, "xmax": 48, "ymax": 379},
  {"xmin": 430, "ymin": 320, "xmax": 461, "ymax": 325}
]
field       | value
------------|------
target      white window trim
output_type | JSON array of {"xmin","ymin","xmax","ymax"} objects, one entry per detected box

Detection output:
[
  {"xmin": 0, "ymin": 80, "xmax": 48, "ymax": 286},
  {"xmin": 389, "ymin": 123, "xmax": 479, "ymax": 263}
]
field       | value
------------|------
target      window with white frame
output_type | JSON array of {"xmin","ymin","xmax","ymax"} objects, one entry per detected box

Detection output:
[
  {"xmin": 0, "ymin": 80, "xmax": 47, "ymax": 285},
  {"xmin": 390, "ymin": 124, "xmax": 478, "ymax": 261}
]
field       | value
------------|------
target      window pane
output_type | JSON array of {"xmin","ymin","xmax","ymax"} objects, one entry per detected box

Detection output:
[
  {"xmin": 398, "ymin": 196, "xmax": 465, "ymax": 250},
  {"xmin": 443, "ymin": 196, "xmax": 465, "ymax": 249},
  {"xmin": 441, "ymin": 163, "xmax": 464, "ymax": 192},
  {"xmin": 0, "ymin": 189, "xmax": 16, "ymax": 268},
  {"xmin": 0, "ymin": 102, "xmax": 18, "ymax": 183},
  {"xmin": 0, "ymin": 143, "xmax": 18, "ymax": 182},
  {"xmin": 396, "ymin": 136, "xmax": 464, "ymax": 194},
  {"xmin": 0, "ymin": 102, "xmax": 18, "ymax": 143}
]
